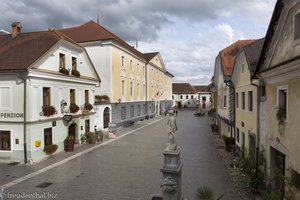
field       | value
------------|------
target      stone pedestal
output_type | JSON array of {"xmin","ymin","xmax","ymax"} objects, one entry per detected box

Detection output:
[{"xmin": 161, "ymin": 147, "xmax": 183, "ymax": 200}]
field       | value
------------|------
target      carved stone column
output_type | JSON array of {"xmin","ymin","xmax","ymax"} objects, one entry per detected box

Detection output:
[{"xmin": 160, "ymin": 147, "xmax": 183, "ymax": 200}]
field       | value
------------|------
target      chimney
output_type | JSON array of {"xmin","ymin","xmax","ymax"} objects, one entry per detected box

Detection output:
[{"xmin": 11, "ymin": 22, "xmax": 22, "ymax": 37}]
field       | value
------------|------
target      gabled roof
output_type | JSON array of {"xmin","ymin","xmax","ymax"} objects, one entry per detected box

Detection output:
[
  {"xmin": 0, "ymin": 30, "xmax": 74, "ymax": 71},
  {"xmin": 244, "ymin": 38, "xmax": 265, "ymax": 76},
  {"xmin": 220, "ymin": 40, "xmax": 256, "ymax": 77},
  {"xmin": 193, "ymin": 85, "xmax": 209, "ymax": 93},
  {"xmin": 255, "ymin": 0, "xmax": 285, "ymax": 75},
  {"xmin": 143, "ymin": 52, "xmax": 159, "ymax": 61},
  {"xmin": 58, "ymin": 20, "xmax": 146, "ymax": 60},
  {"xmin": 172, "ymin": 83, "xmax": 196, "ymax": 94}
]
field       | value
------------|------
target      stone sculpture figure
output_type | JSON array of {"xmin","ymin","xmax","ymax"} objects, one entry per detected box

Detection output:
[{"xmin": 166, "ymin": 110, "xmax": 178, "ymax": 151}]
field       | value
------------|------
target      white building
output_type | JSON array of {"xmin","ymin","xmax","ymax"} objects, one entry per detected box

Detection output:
[
  {"xmin": 0, "ymin": 23, "xmax": 100, "ymax": 163},
  {"xmin": 193, "ymin": 85, "xmax": 211, "ymax": 110},
  {"xmin": 172, "ymin": 83, "xmax": 197, "ymax": 108}
]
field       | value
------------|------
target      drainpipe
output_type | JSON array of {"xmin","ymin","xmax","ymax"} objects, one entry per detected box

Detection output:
[
  {"xmin": 145, "ymin": 63, "xmax": 148, "ymax": 118},
  {"xmin": 225, "ymin": 80, "xmax": 235, "ymax": 138},
  {"xmin": 17, "ymin": 74, "xmax": 27, "ymax": 164},
  {"xmin": 251, "ymin": 79, "xmax": 260, "ymax": 172}
]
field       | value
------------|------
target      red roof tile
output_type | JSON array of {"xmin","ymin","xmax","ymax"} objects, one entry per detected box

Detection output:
[
  {"xmin": 59, "ymin": 20, "xmax": 146, "ymax": 60},
  {"xmin": 172, "ymin": 83, "xmax": 196, "ymax": 94},
  {"xmin": 220, "ymin": 40, "xmax": 256, "ymax": 76},
  {"xmin": 193, "ymin": 85, "xmax": 209, "ymax": 92},
  {"xmin": 143, "ymin": 52, "xmax": 159, "ymax": 61},
  {"xmin": 0, "ymin": 30, "xmax": 63, "ymax": 71}
]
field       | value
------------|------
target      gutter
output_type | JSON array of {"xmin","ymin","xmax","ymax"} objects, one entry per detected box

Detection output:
[
  {"xmin": 17, "ymin": 74, "xmax": 28, "ymax": 164},
  {"xmin": 250, "ymin": 78, "xmax": 260, "ymax": 172}
]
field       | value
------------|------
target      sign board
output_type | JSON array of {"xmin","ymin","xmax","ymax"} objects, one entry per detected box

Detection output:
[{"xmin": 63, "ymin": 115, "xmax": 73, "ymax": 126}]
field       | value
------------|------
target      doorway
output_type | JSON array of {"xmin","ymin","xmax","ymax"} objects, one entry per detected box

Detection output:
[
  {"xmin": 103, "ymin": 107, "xmax": 110, "ymax": 128},
  {"xmin": 68, "ymin": 124, "xmax": 76, "ymax": 142}
]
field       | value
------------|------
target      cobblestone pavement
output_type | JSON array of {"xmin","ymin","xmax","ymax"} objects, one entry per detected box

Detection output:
[{"xmin": 1, "ymin": 110, "xmax": 238, "ymax": 200}]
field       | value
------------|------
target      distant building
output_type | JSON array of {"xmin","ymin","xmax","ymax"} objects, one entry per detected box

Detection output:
[
  {"xmin": 172, "ymin": 83, "xmax": 196, "ymax": 108},
  {"xmin": 193, "ymin": 85, "xmax": 211, "ymax": 110}
]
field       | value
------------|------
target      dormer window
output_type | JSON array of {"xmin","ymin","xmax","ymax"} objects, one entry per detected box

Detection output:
[
  {"xmin": 59, "ymin": 53, "xmax": 65, "ymax": 68},
  {"xmin": 294, "ymin": 12, "xmax": 300, "ymax": 40},
  {"xmin": 72, "ymin": 57, "xmax": 77, "ymax": 70}
]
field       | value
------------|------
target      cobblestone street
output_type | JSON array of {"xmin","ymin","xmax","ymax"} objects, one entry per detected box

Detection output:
[{"xmin": 1, "ymin": 110, "xmax": 238, "ymax": 200}]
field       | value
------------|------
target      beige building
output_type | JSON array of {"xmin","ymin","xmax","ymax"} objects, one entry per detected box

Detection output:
[
  {"xmin": 255, "ymin": 0, "xmax": 300, "ymax": 198},
  {"xmin": 231, "ymin": 39, "xmax": 264, "ymax": 160},
  {"xmin": 60, "ymin": 21, "xmax": 173, "ymax": 127}
]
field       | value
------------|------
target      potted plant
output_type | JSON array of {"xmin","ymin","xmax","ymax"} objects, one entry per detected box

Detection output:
[
  {"xmin": 96, "ymin": 130, "xmax": 104, "ymax": 142},
  {"xmin": 70, "ymin": 103, "xmax": 79, "ymax": 113},
  {"xmin": 195, "ymin": 186, "xmax": 224, "ymax": 200},
  {"xmin": 276, "ymin": 106, "xmax": 286, "ymax": 135},
  {"xmin": 71, "ymin": 69, "xmax": 80, "ymax": 77},
  {"xmin": 84, "ymin": 103, "xmax": 93, "ymax": 111},
  {"xmin": 85, "ymin": 132, "xmax": 97, "ymax": 144},
  {"xmin": 59, "ymin": 67, "xmax": 70, "ymax": 75},
  {"xmin": 80, "ymin": 134, "xmax": 86, "ymax": 144},
  {"xmin": 43, "ymin": 144, "xmax": 58, "ymax": 155},
  {"xmin": 64, "ymin": 135, "xmax": 75, "ymax": 152},
  {"xmin": 42, "ymin": 105, "xmax": 57, "ymax": 117}
]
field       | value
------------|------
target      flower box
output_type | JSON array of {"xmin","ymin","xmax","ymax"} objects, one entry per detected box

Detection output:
[
  {"xmin": 70, "ymin": 103, "xmax": 79, "ymax": 113},
  {"xmin": 59, "ymin": 67, "xmax": 70, "ymax": 75},
  {"xmin": 94, "ymin": 95, "xmax": 110, "ymax": 104},
  {"xmin": 71, "ymin": 69, "xmax": 80, "ymax": 77},
  {"xmin": 42, "ymin": 105, "xmax": 57, "ymax": 117},
  {"xmin": 84, "ymin": 103, "xmax": 93, "ymax": 111},
  {"xmin": 43, "ymin": 144, "xmax": 58, "ymax": 155}
]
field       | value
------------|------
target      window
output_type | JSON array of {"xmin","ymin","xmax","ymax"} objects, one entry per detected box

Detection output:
[
  {"xmin": 236, "ymin": 93, "xmax": 239, "ymax": 108},
  {"xmin": 0, "ymin": 130, "xmax": 11, "ymax": 151},
  {"xmin": 72, "ymin": 57, "xmax": 77, "ymax": 70},
  {"xmin": 44, "ymin": 128, "xmax": 52, "ymax": 146},
  {"xmin": 137, "ymin": 105, "xmax": 141, "ymax": 116},
  {"xmin": 180, "ymin": 95, "xmax": 183, "ymax": 99},
  {"xmin": 137, "ymin": 83, "xmax": 140, "ymax": 97},
  {"xmin": 223, "ymin": 95, "xmax": 227, "ymax": 108},
  {"xmin": 236, "ymin": 128, "xmax": 240, "ymax": 143},
  {"xmin": 43, "ymin": 87, "xmax": 51, "ymax": 106},
  {"xmin": 294, "ymin": 12, "xmax": 300, "ymax": 40},
  {"xmin": 172, "ymin": 95, "xmax": 174, "ymax": 99},
  {"xmin": 130, "ymin": 105, "xmax": 134, "ymax": 118},
  {"xmin": 130, "ymin": 82, "xmax": 133, "ymax": 97},
  {"xmin": 85, "ymin": 119, "xmax": 90, "ymax": 133},
  {"xmin": 59, "ymin": 53, "xmax": 65, "ymax": 68},
  {"xmin": 242, "ymin": 132, "xmax": 245, "ymax": 147},
  {"xmin": 85, "ymin": 90, "xmax": 89, "ymax": 104},
  {"xmin": 202, "ymin": 96, "xmax": 206, "ymax": 102},
  {"xmin": 242, "ymin": 92, "xmax": 245, "ymax": 110},
  {"xmin": 186, "ymin": 95, "xmax": 188, "ymax": 99},
  {"xmin": 143, "ymin": 84, "xmax": 145, "ymax": 98},
  {"xmin": 121, "ymin": 106, "xmax": 126, "ymax": 120},
  {"xmin": 0, "ymin": 87, "xmax": 11, "ymax": 110},
  {"xmin": 143, "ymin": 66, "xmax": 145, "ymax": 76},
  {"xmin": 242, "ymin": 64, "xmax": 244, "ymax": 73},
  {"xmin": 191, "ymin": 95, "xmax": 193, "ymax": 99},
  {"xmin": 143, "ymin": 104, "xmax": 147, "ymax": 114},
  {"xmin": 278, "ymin": 87, "xmax": 287, "ymax": 120},
  {"xmin": 70, "ymin": 89, "xmax": 76, "ymax": 104},
  {"xmin": 248, "ymin": 91, "xmax": 253, "ymax": 112},
  {"xmin": 121, "ymin": 56, "xmax": 124, "ymax": 67},
  {"xmin": 130, "ymin": 60, "xmax": 133, "ymax": 72},
  {"xmin": 137, "ymin": 63, "xmax": 140, "ymax": 73},
  {"xmin": 122, "ymin": 80, "xmax": 125, "ymax": 97}
]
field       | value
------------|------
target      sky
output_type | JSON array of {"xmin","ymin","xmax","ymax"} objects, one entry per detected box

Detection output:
[{"xmin": 0, "ymin": 0, "xmax": 276, "ymax": 85}]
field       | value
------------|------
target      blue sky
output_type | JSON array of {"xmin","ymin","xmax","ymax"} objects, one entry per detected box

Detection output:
[{"xmin": 0, "ymin": 0, "xmax": 276, "ymax": 85}]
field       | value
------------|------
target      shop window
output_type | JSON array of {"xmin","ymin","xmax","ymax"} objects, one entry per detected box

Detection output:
[
  {"xmin": 0, "ymin": 130, "xmax": 11, "ymax": 151},
  {"xmin": 44, "ymin": 128, "xmax": 52, "ymax": 146}
]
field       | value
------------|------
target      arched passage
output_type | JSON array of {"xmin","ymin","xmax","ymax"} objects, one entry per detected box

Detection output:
[
  {"xmin": 68, "ymin": 123, "xmax": 77, "ymax": 142},
  {"xmin": 103, "ymin": 107, "xmax": 110, "ymax": 128}
]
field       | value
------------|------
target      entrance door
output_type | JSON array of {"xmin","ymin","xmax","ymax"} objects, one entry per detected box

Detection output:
[
  {"xmin": 68, "ymin": 124, "xmax": 76, "ymax": 142},
  {"xmin": 103, "ymin": 107, "xmax": 110, "ymax": 128},
  {"xmin": 275, "ymin": 149, "xmax": 286, "ymax": 199}
]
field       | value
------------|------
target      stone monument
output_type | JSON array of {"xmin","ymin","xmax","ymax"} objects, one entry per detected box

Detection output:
[{"xmin": 160, "ymin": 110, "xmax": 183, "ymax": 200}]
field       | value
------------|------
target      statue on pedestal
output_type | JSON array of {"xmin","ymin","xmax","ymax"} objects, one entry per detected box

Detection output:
[{"xmin": 166, "ymin": 110, "xmax": 178, "ymax": 151}]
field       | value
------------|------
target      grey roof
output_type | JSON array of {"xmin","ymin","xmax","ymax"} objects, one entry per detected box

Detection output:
[{"xmin": 244, "ymin": 38, "xmax": 265, "ymax": 76}]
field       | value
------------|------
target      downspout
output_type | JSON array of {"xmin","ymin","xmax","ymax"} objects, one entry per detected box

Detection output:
[
  {"xmin": 225, "ymin": 80, "xmax": 235, "ymax": 138},
  {"xmin": 145, "ymin": 63, "xmax": 148, "ymax": 118},
  {"xmin": 17, "ymin": 74, "xmax": 27, "ymax": 164},
  {"xmin": 251, "ymin": 79, "xmax": 260, "ymax": 172}
]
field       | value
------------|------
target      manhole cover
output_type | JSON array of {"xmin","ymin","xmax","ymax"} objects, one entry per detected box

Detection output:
[
  {"xmin": 216, "ymin": 146, "xmax": 225, "ymax": 149},
  {"xmin": 8, "ymin": 162, "xmax": 20, "ymax": 166},
  {"xmin": 36, "ymin": 182, "xmax": 53, "ymax": 188}
]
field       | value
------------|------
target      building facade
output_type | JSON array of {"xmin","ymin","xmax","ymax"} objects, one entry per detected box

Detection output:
[
  {"xmin": 172, "ymin": 83, "xmax": 197, "ymax": 108},
  {"xmin": 0, "ymin": 24, "xmax": 100, "ymax": 163}
]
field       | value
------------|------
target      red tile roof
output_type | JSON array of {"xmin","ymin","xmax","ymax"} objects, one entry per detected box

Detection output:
[
  {"xmin": 172, "ymin": 83, "xmax": 196, "ymax": 94},
  {"xmin": 220, "ymin": 40, "xmax": 256, "ymax": 76},
  {"xmin": 59, "ymin": 20, "xmax": 146, "ymax": 60},
  {"xmin": 0, "ymin": 30, "xmax": 69, "ymax": 71},
  {"xmin": 193, "ymin": 85, "xmax": 209, "ymax": 92}
]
